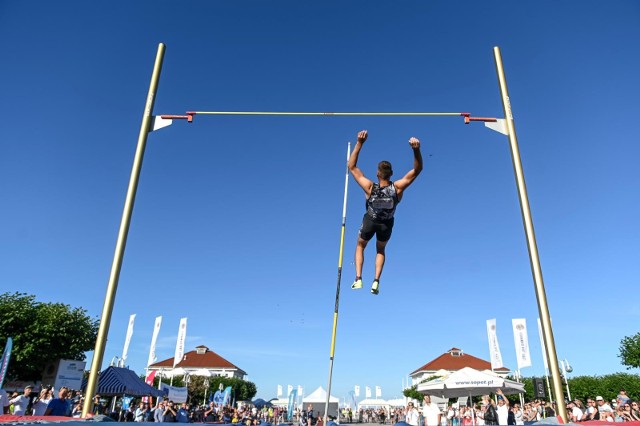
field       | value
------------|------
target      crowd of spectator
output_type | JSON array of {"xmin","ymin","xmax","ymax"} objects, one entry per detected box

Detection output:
[{"xmin": 3, "ymin": 384, "xmax": 640, "ymax": 424}]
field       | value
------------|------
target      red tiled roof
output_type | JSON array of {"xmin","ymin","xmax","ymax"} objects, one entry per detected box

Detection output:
[
  {"xmin": 411, "ymin": 348, "xmax": 509, "ymax": 375},
  {"xmin": 149, "ymin": 346, "xmax": 245, "ymax": 374}
]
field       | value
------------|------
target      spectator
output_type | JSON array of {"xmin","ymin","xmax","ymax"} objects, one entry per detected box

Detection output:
[
  {"xmin": 618, "ymin": 390, "xmax": 632, "ymax": 409},
  {"xmin": 177, "ymin": 403, "xmax": 189, "ymax": 423},
  {"xmin": 422, "ymin": 395, "xmax": 441, "ymax": 426},
  {"xmin": 596, "ymin": 396, "xmax": 614, "ymax": 422},
  {"xmin": 32, "ymin": 388, "xmax": 54, "ymax": 416},
  {"xmin": 135, "ymin": 401, "xmax": 149, "ymax": 422},
  {"xmin": 44, "ymin": 387, "xmax": 71, "ymax": 417},
  {"xmin": 582, "ymin": 398, "xmax": 599, "ymax": 421},
  {"xmin": 482, "ymin": 395, "xmax": 497, "ymax": 426},
  {"xmin": 154, "ymin": 401, "xmax": 166, "ymax": 422},
  {"xmin": 628, "ymin": 401, "xmax": 640, "ymax": 421},
  {"xmin": 164, "ymin": 401, "xmax": 177, "ymax": 422},
  {"xmin": 0, "ymin": 388, "xmax": 10, "ymax": 414},
  {"xmin": 511, "ymin": 403, "xmax": 524, "ymax": 425},
  {"xmin": 566, "ymin": 401, "xmax": 582, "ymax": 422},
  {"xmin": 495, "ymin": 390, "xmax": 509, "ymax": 425},
  {"xmin": 71, "ymin": 400, "xmax": 83, "ymax": 418},
  {"xmin": 9, "ymin": 385, "xmax": 33, "ymax": 416},
  {"xmin": 405, "ymin": 402, "xmax": 419, "ymax": 426}
]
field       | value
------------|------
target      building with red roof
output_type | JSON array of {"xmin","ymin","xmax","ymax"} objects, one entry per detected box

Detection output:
[
  {"xmin": 409, "ymin": 347, "xmax": 511, "ymax": 387},
  {"xmin": 148, "ymin": 345, "xmax": 247, "ymax": 379}
]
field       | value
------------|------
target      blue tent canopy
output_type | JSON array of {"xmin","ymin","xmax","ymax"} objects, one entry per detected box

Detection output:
[{"xmin": 81, "ymin": 366, "xmax": 166, "ymax": 397}]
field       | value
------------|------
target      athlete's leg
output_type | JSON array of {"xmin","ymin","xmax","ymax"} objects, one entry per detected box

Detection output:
[
  {"xmin": 354, "ymin": 215, "xmax": 375, "ymax": 289},
  {"xmin": 354, "ymin": 236, "xmax": 370, "ymax": 279},
  {"xmin": 374, "ymin": 239, "xmax": 389, "ymax": 281}
]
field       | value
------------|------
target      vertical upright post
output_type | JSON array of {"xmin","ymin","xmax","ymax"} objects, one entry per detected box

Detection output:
[
  {"xmin": 324, "ymin": 143, "xmax": 351, "ymax": 424},
  {"xmin": 82, "ymin": 43, "xmax": 166, "ymax": 418},
  {"xmin": 493, "ymin": 46, "xmax": 567, "ymax": 423}
]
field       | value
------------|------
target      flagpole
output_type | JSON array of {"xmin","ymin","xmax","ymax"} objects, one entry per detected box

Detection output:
[
  {"xmin": 82, "ymin": 43, "xmax": 166, "ymax": 418},
  {"xmin": 324, "ymin": 142, "xmax": 351, "ymax": 424},
  {"xmin": 493, "ymin": 46, "xmax": 567, "ymax": 423}
]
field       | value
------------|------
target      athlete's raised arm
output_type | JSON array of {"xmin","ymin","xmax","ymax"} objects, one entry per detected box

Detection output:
[{"xmin": 348, "ymin": 130, "xmax": 374, "ymax": 196}]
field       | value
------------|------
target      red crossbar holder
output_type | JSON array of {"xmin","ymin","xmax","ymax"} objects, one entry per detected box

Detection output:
[
  {"xmin": 461, "ymin": 113, "xmax": 498, "ymax": 124},
  {"xmin": 160, "ymin": 113, "xmax": 194, "ymax": 123}
]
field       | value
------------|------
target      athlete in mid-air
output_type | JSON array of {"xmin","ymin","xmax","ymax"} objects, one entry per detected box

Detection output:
[{"xmin": 348, "ymin": 130, "xmax": 423, "ymax": 295}]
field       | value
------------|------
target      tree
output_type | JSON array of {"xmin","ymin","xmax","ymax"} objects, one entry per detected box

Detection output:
[
  {"xmin": 152, "ymin": 374, "xmax": 257, "ymax": 405},
  {"xmin": 0, "ymin": 292, "xmax": 99, "ymax": 381},
  {"xmin": 619, "ymin": 332, "xmax": 640, "ymax": 369}
]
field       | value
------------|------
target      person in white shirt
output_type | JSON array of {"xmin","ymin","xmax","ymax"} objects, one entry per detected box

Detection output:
[
  {"xmin": 422, "ymin": 395, "xmax": 442, "ymax": 426},
  {"xmin": 9, "ymin": 386, "xmax": 33, "ymax": 416},
  {"xmin": 32, "ymin": 388, "xmax": 53, "ymax": 416},
  {"xmin": 512, "ymin": 403, "xmax": 524, "ymax": 425},
  {"xmin": 567, "ymin": 401, "xmax": 583, "ymax": 422},
  {"xmin": 596, "ymin": 396, "xmax": 614, "ymax": 422},
  {"xmin": 405, "ymin": 402, "xmax": 420, "ymax": 426},
  {"xmin": 0, "ymin": 389, "xmax": 10, "ymax": 414},
  {"xmin": 495, "ymin": 389, "xmax": 509, "ymax": 425}
]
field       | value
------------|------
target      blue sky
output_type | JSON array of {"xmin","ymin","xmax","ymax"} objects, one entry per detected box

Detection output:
[{"xmin": 1, "ymin": 1, "xmax": 639, "ymax": 403}]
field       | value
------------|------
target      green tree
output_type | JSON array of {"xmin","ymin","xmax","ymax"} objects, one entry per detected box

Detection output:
[
  {"xmin": 153, "ymin": 374, "xmax": 257, "ymax": 405},
  {"xmin": 0, "ymin": 292, "xmax": 99, "ymax": 381},
  {"xmin": 619, "ymin": 332, "xmax": 640, "ymax": 369},
  {"xmin": 402, "ymin": 385, "xmax": 422, "ymax": 401}
]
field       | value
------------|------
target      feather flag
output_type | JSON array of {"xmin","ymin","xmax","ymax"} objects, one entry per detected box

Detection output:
[
  {"xmin": 173, "ymin": 318, "xmax": 187, "ymax": 367},
  {"xmin": 147, "ymin": 316, "xmax": 162, "ymax": 367},
  {"xmin": 512, "ymin": 318, "xmax": 532, "ymax": 369},
  {"xmin": 0, "ymin": 338, "xmax": 12, "ymax": 388},
  {"xmin": 486, "ymin": 318, "xmax": 504, "ymax": 369}
]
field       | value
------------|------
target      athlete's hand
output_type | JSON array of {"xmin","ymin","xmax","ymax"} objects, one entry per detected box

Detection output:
[
  {"xmin": 409, "ymin": 136, "xmax": 420, "ymax": 149},
  {"xmin": 357, "ymin": 130, "xmax": 368, "ymax": 144}
]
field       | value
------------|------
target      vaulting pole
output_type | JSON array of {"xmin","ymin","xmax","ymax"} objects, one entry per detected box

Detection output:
[
  {"xmin": 82, "ymin": 43, "xmax": 166, "ymax": 417},
  {"xmin": 324, "ymin": 142, "xmax": 351, "ymax": 424},
  {"xmin": 493, "ymin": 46, "xmax": 567, "ymax": 423}
]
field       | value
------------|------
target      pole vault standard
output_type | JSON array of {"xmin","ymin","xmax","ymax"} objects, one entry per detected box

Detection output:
[
  {"xmin": 82, "ymin": 43, "xmax": 567, "ymax": 423},
  {"xmin": 493, "ymin": 46, "xmax": 567, "ymax": 422},
  {"xmin": 81, "ymin": 43, "xmax": 166, "ymax": 417},
  {"xmin": 323, "ymin": 143, "xmax": 351, "ymax": 424}
]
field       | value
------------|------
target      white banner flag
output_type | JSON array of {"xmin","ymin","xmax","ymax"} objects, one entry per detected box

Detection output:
[
  {"xmin": 287, "ymin": 385, "xmax": 293, "ymax": 396},
  {"xmin": 173, "ymin": 317, "xmax": 187, "ymax": 367},
  {"xmin": 365, "ymin": 386, "xmax": 371, "ymax": 398},
  {"xmin": 147, "ymin": 316, "xmax": 162, "ymax": 367},
  {"xmin": 354, "ymin": 385, "xmax": 360, "ymax": 397},
  {"xmin": 375, "ymin": 386, "xmax": 382, "ymax": 398},
  {"xmin": 277, "ymin": 385, "xmax": 283, "ymax": 397},
  {"xmin": 486, "ymin": 318, "xmax": 504, "ymax": 369},
  {"xmin": 537, "ymin": 318, "xmax": 548, "ymax": 369},
  {"xmin": 298, "ymin": 385, "xmax": 303, "ymax": 396},
  {"xmin": 122, "ymin": 314, "xmax": 136, "ymax": 363},
  {"xmin": 512, "ymin": 318, "xmax": 532, "ymax": 369}
]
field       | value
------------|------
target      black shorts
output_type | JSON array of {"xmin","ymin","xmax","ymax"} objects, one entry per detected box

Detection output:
[{"xmin": 358, "ymin": 213, "xmax": 394, "ymax": 242}]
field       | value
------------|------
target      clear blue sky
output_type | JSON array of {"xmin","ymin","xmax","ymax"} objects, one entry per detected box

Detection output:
[{"xmin": 1, "ymin": 1, "xmax": 639, "ymax": 403}]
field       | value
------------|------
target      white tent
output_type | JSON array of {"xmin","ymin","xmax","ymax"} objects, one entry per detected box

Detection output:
[
  {"xmin": 358, "ymin": 398, "xmax": 390, "ymax": 408},
  {"xmin": 417, "ymin": 367, "xmax": 525, "ymax": 398},
  {"xmin": 302, "ymin": 386, "xmax": 340, "ymax": 419},
  {"xmin": 386, "ymin": 398, "xmax": 407, "ymax": 407}
]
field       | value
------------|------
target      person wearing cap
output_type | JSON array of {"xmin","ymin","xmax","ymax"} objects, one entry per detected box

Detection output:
[
  {"xmin": 348, "ymin": 129, "xmax": 424, "ymax": 295},
  {"xmin": 595, "ymin": 396, "xmax": 614, "ymax": 421},
  {"xmin": 9, "ymin": 385, "xmax": 33, "ymax": 416}
]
